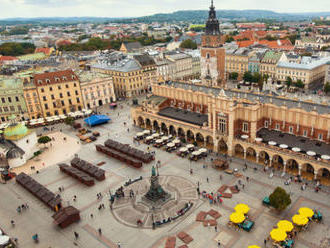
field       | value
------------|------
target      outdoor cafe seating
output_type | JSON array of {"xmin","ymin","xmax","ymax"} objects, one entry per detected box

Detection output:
[
  {"xmin": 189, "ymin": 151, "xmax": 202, "ymax": 161},
  {"xmin": 177, "ymin": 147, "xmax": 189, "ymax": 157}
]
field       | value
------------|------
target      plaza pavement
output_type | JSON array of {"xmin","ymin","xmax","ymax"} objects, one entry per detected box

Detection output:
[{"xmin": 0, "ymin": 98, "xmax": 329, "ymax": 248}]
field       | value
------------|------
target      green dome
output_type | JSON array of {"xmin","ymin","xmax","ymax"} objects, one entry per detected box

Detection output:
[{"xmin": 4, "ymin": 123, "xmax": 29, "ymax": 140}]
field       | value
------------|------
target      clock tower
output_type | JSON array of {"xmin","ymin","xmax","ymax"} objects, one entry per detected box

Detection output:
[{"xmin": 201, "ymin": 0, "xmax": 226, "ymax": 87}]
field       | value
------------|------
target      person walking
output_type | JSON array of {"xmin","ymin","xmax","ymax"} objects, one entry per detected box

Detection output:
[
  {"xmin": 215, "ymin": 225, "xmax": 218, "ymax": 232},
  {"xmin": 117, "ymin": 241, "xmax": 121, "ymax": 248},
  {"xmin": 98, "ymin": 228, "xmax": 102, "ymax": 235},
  {"xmin": 217, "ymin": 240, "xmax": 221, "ymax": 247},
  {"xmin": 74, "ymin": 232, "xmax": 79, "ymax": 240},
  {"xmin": 206, "ymin": 177, "xmax": 209, "ymax": 183}
]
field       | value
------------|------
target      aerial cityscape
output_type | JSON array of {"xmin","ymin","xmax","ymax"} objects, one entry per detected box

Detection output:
[{"xmin": 0, "ymin": 0, "xmax": 330, "ymax": 247}]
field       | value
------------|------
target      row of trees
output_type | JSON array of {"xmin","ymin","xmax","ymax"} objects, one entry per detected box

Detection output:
[
  {"xmin": 0, "ymin": 26, "xmax": 29, "ymax": 36},
  {"xmin": 0, "ymin": 42, "xmax": 35, "ymax": 56},
  {"xmin": 285, "ymin": 76, "xmax": 304, "ymax": 88}
]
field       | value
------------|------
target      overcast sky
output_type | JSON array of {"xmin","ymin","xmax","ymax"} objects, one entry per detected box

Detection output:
[{"xmin": 0, "ymin": 0, "xmax": 329, "ymax": 19}]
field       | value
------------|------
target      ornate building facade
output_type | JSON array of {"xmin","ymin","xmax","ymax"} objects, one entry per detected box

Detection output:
[
  {"xmin": 131, "ymin": 81, "xmax": 330, "ymax": 184},
  {"xmin": 200, "ymin": 0, "xmax": 226, "ymax": 87}
]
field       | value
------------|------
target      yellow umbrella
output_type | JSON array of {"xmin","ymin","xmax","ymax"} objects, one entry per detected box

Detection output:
[
  {"xmin": 292, "ymin": 214, "xmax": 309, "ymax": 226},
  {"xmin": 270, "ymin": 228, "xmax": 287, "ymax": 242},
  {"xmin": 234, "ymin": 203, "xmax": 250, "ymax": 214},
  {"xmin": 230, "ymin": 212, "xmax": 245, "ymax": 224},
  {"xmin": 248, "ymin": 246, "xmax": 261, "ymax": 248},
  {"xmin": 277, "ymin": 220, "xmax": 294, "ymax": 232},
  {"xmin": 298, "ymin": 207, "xmax": 314, "ymax": 218}
]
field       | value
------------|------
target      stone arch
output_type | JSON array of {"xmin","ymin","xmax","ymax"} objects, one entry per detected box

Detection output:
[
  {"xmin": 234, "ymin": 143, "xmax": 245, "ymax": 157},
  {"xmin": 145, "ymin": 118, "xmax": 151, "ymax": 129},
  {"xmin": 301, "ymin": 163, "xmax": 315, "ymax": 180},
  {"xmin": 259, "ymin": 151, "xmax": 270, "ymax": 165},
  {"xmin": 178, "ymin": 127, "xmax": 185, "ymax": 138},
  {"xmin": 186, "ymin": 130, "xmax": 195, "ymax": 143},
  {"xmin": 161, "ymin": 123, "xmax": 168, "ymax": 135},
  {"xmin": 206, "ymin": 136, "xmax": 214, "ymax": 150},
  {"xmin": 137, "ymin": 116, "xmax": 144, "ymax": 127},
  {"xmin": 246, "ymin": 147, "xmax": 257, "ymax": 162},
  {"xmin": 218, "ymin": 139, "xmax": 228, "ymax": 154},
  {"xmin": 272, "ymin": 154, "xmax": 284, "ymax": 170},
  {"xmin": 286, "ymin": 159, "xmax": 299, "ymax": 175},
  {"xmin": 169, "ymin": 125, "xmax": 176, "ymax": 136},
  {"xmin": 195, "ymin": 133, "xmax": 204, "ymax": 146},
  {"xmin": 317, "ymin": 167, "xmax": 330, "ymax": 185},
  {"xmin": 153, "ymin": 120, "xmax": 159, "ymax": 131}
]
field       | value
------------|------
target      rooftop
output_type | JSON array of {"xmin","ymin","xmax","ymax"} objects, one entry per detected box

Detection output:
[
  {"xmin": 277, "ymin": 56, "xmax": 330, "ymax": 70},
  {"xmin": 162, "ymin": 81, "xmax": 330, "ymax": 115},
  {"xmin": 158, "ymin": 107, "xmax": 208, "ymax": 126},
  {"xmin": 257, "ymin": 128, "xmax": 330, "ymax": 156}
]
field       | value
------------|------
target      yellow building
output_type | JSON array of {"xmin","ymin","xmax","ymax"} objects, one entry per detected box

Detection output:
[
  {"xmin": 225, "ymin": 48, "xmax": 252, "ymax": 80},
  {"xmin": 23, "ymin": 70, "xmax": 84, "ymax": 119},
  {"xmin": 260, "ymin": 51, "xmax": 285, "ymax": 79},
  {"xmin": 91, "ymin": 55, "xmax": 156, "ymax": 98}
]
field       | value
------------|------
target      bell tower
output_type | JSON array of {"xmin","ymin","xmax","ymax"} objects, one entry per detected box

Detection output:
[{"xmin": 201, "ymin": 0, "xmax": 226, "ymax": 87}]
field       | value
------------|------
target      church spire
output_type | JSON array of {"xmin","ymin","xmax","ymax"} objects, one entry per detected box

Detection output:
[{"xmin": 205, "ymin": 0, "xmax": 220, "ymax": 35}]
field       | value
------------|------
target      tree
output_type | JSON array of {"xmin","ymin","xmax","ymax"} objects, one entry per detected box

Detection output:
[
  {"xmin": 229, "ymin": 72, "xmax": 239, "ymax": 80},
  {"xmin": 179, "ymin": 39, "xmax": 197, "ymax": 49},
  {"xmin": 65, "ymin": 117, "xmax": 75, "ymax": 126},
  {"xmin": 243, "ymin": 71, "xmax": 253, "ymax": 82},
  {"xmin": 38, "ymin": 136, "xmax": 51, "ymax": 147},
  {"xmin": 324, "ymin": 82, "xmax": 330, "ymax": 94},
  {"xmin": 294, "ymin": 79, "xmax": 304, "ymax": 89},
  {"xmin": 0, "ymin": 42, "xmax": 35, "ymax": 56},
  {"xmin": 225, "ymin": 36, "xmax": 234, "ymax": 43},
  {"xmin": 269, "ymin": 187, "xmax": 291, "ymax": 211},
  {"xmin": 286, "ymin": 76, "xmax": 293, "ymax": 87}
]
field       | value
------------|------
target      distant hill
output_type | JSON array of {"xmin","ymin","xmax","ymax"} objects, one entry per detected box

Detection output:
[{"xmin": 1, "ymin": 10, "xmax": 330, "ymax": 25}]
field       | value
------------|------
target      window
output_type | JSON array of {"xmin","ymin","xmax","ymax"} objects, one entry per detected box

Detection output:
[
  {"xmin": 75, "ymin": 90, "xmax": 78, "ymax": 95},
  {"xmin": 8, "ymin": 97, "xmax": 12, "ymax": 103},
  {"xmin": 18, "ymin": 105, "xmax": 22, "ymax": 111},
  {"xmin": 1, "ymin": 98, "xmax": 5, "ymax": 103},
  {"xmin": 275, "ymin": 124, "xmax": 280, "ymax": 130},
  {"xmin": 303, "ymin": 130, "xmax": 307, "ymax": 137},
  {"xmin": 44, "ymin": 103, "xmax": 48, "ymax": 110},
  {"xmin": 41, "ymin": 88, "xmax": 44, "ymax": 93},
  {"xmin": 53, "ymin": 102, "xmax": 56, "ymax": 108},
  {"xmin": 61, "ymin": 100, "xmax": 65, "ymax": 106},
  {"xmin": 318, "ymin": 133, "xmax": 323, "ymax": 141},
  {"xmin": 60, "ymin": 93, "xmax": 63, "ymax": 98},
  {"xmin": 67, "ymin": 92, "xmax": 71, "ymax": 97},
  {"xmin": 43, "ymin": 96, "xmax": 47, "ymax": 101},
  {"xmin": 65, "ymin": 84, "xmax": 69, "ymax": 88},
  {"xmin": 242, "ymin": 122, "xmax": 249, "ymax": 132},
  {"xmin": 63, "ymin": 109, "xmax": 67, "ymax": 115},
  {"xmin": 289, "ymin": 126, "xmax": 293, "ymax": 134},
  {"xmin": 10, "ymin": 106, "xmax": 15, "ymax": 111},
  {"xmin": 0, "ymin": 107, "xmax": 2, "ymax": 113},
  {"xmin": 219, "ymin": 118, "xmax": 227, "ymax": 134},
  {"xmin": 76, "ymin": 97, "xmax": 80, "ymax": 103},
  {"xmin": 15, "ymin": 96, "xmax": 19, "ymax": 102},
  {"xmin": 49, "ymin": 87, "xmax": 53, "ymax": 91},
  {"xmin": 264, "ymin": 121, "xmax": 269, "ymax": 128},
  {"xmin": 3, "ymin": 107, "xmax": 8, "ymax": 112},
  {"xmin": 58, "ymin": 85, "xmax": 61, "ymax": 90},
  {"xmin": 73, "ymin": 83, "xmax": 77, "ymax": 87},
  {"xmin": 51, "ymin": 94, "xmax": 55, "ymax": 100},
  {"xmin": 46, "ymin": 112, "xmax": 51, "ymax": 117}
]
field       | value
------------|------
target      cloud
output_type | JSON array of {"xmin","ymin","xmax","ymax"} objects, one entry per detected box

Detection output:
[{"xmin": 0, "ymin": 0, "xmax": 329, "ymax": 18}]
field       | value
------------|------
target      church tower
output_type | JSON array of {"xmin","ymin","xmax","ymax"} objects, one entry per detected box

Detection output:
[{"xmin": 200, "ymin": 0, "xmax": 226, "ymax": 87}]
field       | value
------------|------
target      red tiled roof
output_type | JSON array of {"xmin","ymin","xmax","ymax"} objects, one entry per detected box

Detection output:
[
  {"xmin": 259, "ymin": 39, "xmax": 294, "ymax": 51},
  {"xmin": 35, "ymin": 47, "xmax": 51, "ymax": 55},
  {"xmin": 0, "ymin": 56, "xmax": 18, "ymax": 61},
  {"xmin": 236, "ymin": 40, "xmax": 255, "ymax": 47},
  {"xmin": 33, "ymin": 70, "xmax": 78, "ymax": 86}
]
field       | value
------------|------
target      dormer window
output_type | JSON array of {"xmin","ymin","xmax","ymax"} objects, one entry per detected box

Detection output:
[
  {"xmin": 38, "ymin": 80, "xmax": 42, "ymax": 84},
  {"xmin": 46, "ymin": 79, "xmax": 50, "ymax": 84},
  {"xmin": 62, "ymin": 76, "xmax": 67, "ymax": 80},
  {"xmin": 55, "ymin": 77, "xmax": 60, "ymax": 82},
  {"xmin": 71, "ymin": 75, "xmax": 75, "ymax": 80}
]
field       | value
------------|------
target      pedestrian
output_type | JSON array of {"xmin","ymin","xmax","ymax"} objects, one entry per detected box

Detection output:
[
  {"xmin": 59, "ymin": 187, "xmax": 62, "ymax": 192},
  {"xmin": 74, "ymin": 232, "xmax": 79, "ymax": 240},
  {"xmin": 242, "ymin": 184, "xmax": 245, "ymax": 189},
  {"xmin": 217, "ymin": 240, "xmax": 221, "ymax": 247},
  {"xmin": 246, "ymin": 176, "xmax": 249, "ymax": 182},
  {"xmin": 98, "ymin": 228, "xmax": 102, "ymax": 235},
  {"xmin": 117, "ymin": 241, "xmax": 121, "ymax": 248},
  {"xmin": 206, "ymin": 177, "xmax": 209, "ymax": 183},
  {"xmin": 90, "ymin": 213, "xmax": 94, "ymax": 218},
  {"xmin": 264, "ymin": 239, "xmax": 267, "ymax": 246},
  {"xmin": 11, "ymin": 220, "xmax": 15, "ymax": 227},
  {"xmin": 215, "ymin": 225, "xmax": 217, "ymax": 232}
]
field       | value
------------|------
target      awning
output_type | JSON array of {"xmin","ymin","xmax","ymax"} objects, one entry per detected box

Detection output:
[
  {"xmin": 84, "ymin": 115, "xmax": 111, "ymax": 127},
  {"xmin": 241, "ymin": 135, "xmax": 249, "ymax": 139},
  {"xmin": 186, "ymin": 144, "xmax": 194, "ymax": 149},
  {"xmin": 155, "ymin": 139, "xmax": 163, "ymax": 144},
  {"xmin": 268, "ymin": 141, "xmax": 277, "ymax": 146},
  {"xmin": 279, "ymin": 144, "xmax": 288, "ymax": 149},
  {"xmin": 167, "ymin": 143, "xmax": 175, "ymax": 147},
  {"xmin": 255, "ymin": 137, "xmax": 262, "ymax": 142},
  {"xmin": 173, "ymin": 139, "xmax": 181, "ymax": 144},
  {"xmin": 321, "ymin": 155, "xmax": 330, "ymax": 160},
  {"xmin": 199, "ymin": 148, "xmax": 207, "ymax": 153},
  {"xmin": 306, "ymin": 151, "xmax": 316, "ymax": 156},
  {"xmin": 292, "ymin": 147, "xmax": 301, "ymax": 152},
  {"xmin": 179, "ymin": 147, "xmax": 188, "ymax": 152},
  {"xmin": 136, "ymin": 132, "xmax": 144, "ymax": 137},
  {"xmin": 192, "ymin": 151, "xmax": 201, "ymax": 156}
]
